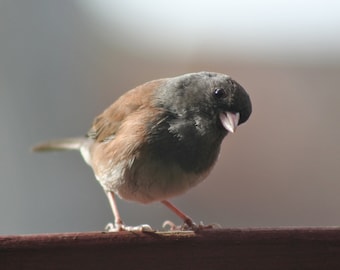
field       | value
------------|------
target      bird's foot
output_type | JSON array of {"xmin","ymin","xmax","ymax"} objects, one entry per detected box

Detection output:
[
  {"xmin": 105, "ymin": 222, "xmax": 154, "ymax": 232},
  {"xmin": 162, "ymin": 220, "xmax": 221, "ymax": 232}
]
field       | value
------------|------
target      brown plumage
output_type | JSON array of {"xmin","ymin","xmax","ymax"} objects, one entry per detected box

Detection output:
[{"xmin": 33, "ymin": 72, "xmax": 252, "ymax": 231}]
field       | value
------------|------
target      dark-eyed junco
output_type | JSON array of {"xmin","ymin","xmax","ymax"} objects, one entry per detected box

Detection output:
[{"xmin": 33, "ymin": 71, "xmax": 252, "ymax": 231}]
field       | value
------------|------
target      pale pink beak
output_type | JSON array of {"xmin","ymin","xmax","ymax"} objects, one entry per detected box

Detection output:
[{"xmin": 219, "ymin": 112, "xmax": 240, "ymax": 133}]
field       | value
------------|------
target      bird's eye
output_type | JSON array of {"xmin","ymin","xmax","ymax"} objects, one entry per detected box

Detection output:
[{"xmin": 213, "ymin": 88, "xmax": 226, "ymax": 99}]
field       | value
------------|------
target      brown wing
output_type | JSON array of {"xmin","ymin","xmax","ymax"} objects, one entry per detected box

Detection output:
[{"xmin": 87, "ymin": 79, "xmax": 163, "ymax": 142}]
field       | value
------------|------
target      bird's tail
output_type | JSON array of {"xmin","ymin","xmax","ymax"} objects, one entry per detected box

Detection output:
[{"xmin": 32, "ymin": 137, "xmax": 87, "ymax": 152}]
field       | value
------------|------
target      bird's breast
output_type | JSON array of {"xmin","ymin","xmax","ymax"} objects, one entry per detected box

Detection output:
[
  {"xmin": 116, "ymin": 152, "xmax": 213, "ymax": 204},
  {"xmin": 92, "ymin": 116, "xmax": 225, "ymax": 204}
]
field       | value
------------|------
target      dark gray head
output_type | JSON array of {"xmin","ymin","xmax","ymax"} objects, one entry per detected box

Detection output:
[{"xmin": 155, "ymin": 71, "xmax": 252, "ymax": 134}]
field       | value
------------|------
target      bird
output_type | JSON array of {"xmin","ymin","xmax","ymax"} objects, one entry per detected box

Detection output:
[{"xmin": 33, "ymin": 71, "xmax": 252, "ymax": 232}]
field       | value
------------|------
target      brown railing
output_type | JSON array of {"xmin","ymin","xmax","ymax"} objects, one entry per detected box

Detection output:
[{"xmin": 1, "ymin": 228, "xmax": 340, "ymax": 269}]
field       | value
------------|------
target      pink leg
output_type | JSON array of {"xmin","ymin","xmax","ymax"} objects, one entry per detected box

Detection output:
[
  {"xmin": 105, "ymin": 191, "xmax": 153, "ymax": 232},
  {"xmin": 106, "ymin": 191, "xmax": 124, "ymax": 229},
  {"xmin": 161, "ymin": 200, "xmax": 194, "ymax": 228}
]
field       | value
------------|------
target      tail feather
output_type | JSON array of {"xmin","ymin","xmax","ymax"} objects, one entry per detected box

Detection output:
[{"xmin": 32, "ymin": 137, "xmax": 87, "ymax": 152}]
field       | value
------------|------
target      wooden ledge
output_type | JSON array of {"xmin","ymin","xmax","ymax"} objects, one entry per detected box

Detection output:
[{"xmin": 1, "ymin": 227, "xmax": 340, "ymax": 269}]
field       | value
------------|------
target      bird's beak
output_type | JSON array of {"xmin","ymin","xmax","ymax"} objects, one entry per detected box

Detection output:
[{"xmin": 219, "ymin": 112, "xmax": 240, "ymax": 133}]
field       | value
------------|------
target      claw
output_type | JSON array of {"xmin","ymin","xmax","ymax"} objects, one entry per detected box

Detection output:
[
  {"xmin": 162, "ymin": 220, "xmax": 221, "ymax": 232},
  {"xmin": 197, "ymin": 221, "xmax": 222, "ymax": 230},
  {"xmin": 105, "ymin": 222, "xmax": 118, "ymax": 232},
  {"xmin": 162, "ymin": 220, "xmax": 178, "ymax": 231},
  {"xmin": 105, "ymin": 222, "xmax": 154, "ymax": 232}
]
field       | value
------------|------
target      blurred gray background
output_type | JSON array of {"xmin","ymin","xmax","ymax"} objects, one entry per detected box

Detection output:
[{"xmin": 1, "ymin": 0, "xmax": 340, "ymax": 235}]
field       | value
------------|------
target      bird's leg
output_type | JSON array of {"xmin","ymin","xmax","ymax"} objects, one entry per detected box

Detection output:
[
  {"xmin": 161, "ymin": 200, "xmax": 221, "ymax": 231},
  {"xmin": 105, "ymin": 191, "xmax": 153, "ymax": 232},
  {"xmin": 105, "ymin": 191, "xmax": 124, "ymax": 231},
  {"xmin": 161, "ymin": 200, "xmax": 196, "ymax": 230}
]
